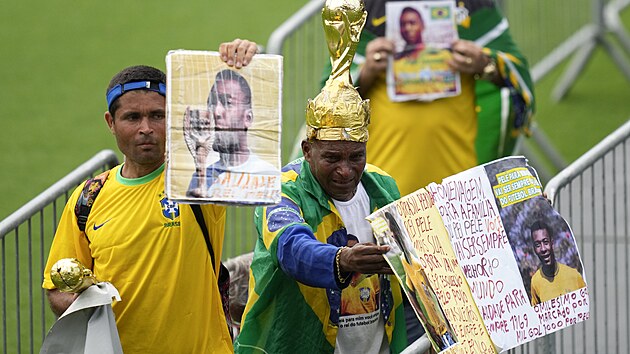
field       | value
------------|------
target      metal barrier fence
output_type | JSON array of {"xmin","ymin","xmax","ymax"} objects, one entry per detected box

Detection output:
[
  {"xmin": 538, "ymin": 118, "xmax": 630, "ymax": 354},
  {"xmin": 0, "ymin": 149, "xmax": 119, "ymax": 353},
  {"xmin": 267, "ymin": 0, "xmax": 329, "ymax": 163}
]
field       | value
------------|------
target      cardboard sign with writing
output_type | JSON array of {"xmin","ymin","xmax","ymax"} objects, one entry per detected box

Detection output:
[{"xmin": 368, "ymin": 156, "xmax": 589, "ymax": 353}]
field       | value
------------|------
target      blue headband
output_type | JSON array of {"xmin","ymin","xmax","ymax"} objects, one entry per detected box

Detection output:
[{"xmin": 106, "ymin": 81, "xmax": 166, "ymax": 110}]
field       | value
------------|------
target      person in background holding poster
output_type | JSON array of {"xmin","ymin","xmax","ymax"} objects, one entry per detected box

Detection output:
[
  {"xmin": 340, "ymin": 0, "xmax": 535, "ymax": 196},
  {"xmin": 186, "ymin": 69, "xmax": 277, "ymax": 199},
  {"xmin": 529, "ymin": 220, "xmax": 586, "ymax": 305}
]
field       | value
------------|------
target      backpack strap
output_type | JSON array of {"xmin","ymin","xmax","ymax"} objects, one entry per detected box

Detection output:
[
  {"xmin": 74, "ymin": 170, "xmax": 110, "ymax": 232},
  {"xmin": 190, "ymin": 204, "xmax": 233, "ymax": 338},
  {"xmin": 191, "ymin": 204, "xmax": 216, "ymax": 265}
]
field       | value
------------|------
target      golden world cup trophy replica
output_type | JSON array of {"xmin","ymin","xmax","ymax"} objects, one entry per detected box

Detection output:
[
  {"xmin": 50, "ymin": 258, "xmax": 99, "ymax": 293},
  {"xmin": 306, "ymin": 0, "xmax": 370, "ymax": 143},
  {"xmin": 183, "ymin": 107, "xmax": 214, "ymax": 197}
]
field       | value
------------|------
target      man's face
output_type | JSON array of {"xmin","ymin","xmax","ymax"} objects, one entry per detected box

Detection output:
[
  {"xmin": 400, "ymin": 10, "xmax": 424, "ymax": 45},
  {"xmin": 105, "ymin": 90, "xmax": 166, "ymax": 169},
  {"xmin": 532, "ymin": 228, "xmax": 555, "ymax": 266},
  {"xmin": 302, "ymin": 139, "xmax": 366, "ymax": 201},
  {"xmin": 208, "ymin": 79, "xmax": 252, "ymax": 154}
]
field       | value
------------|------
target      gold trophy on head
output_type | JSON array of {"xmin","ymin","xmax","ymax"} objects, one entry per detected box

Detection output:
[
  {"xmin": 306, "ymin": 0, "xmax": 370, "ymax": 143},
  {"xmin": 50, "ymin": 258, "xmax": 98, "ymax": 293}
]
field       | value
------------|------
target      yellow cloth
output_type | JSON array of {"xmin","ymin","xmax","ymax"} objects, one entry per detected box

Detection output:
[
  {"xmin": 401, "ymin": 258, "xmax": 447, "ymax": 336},
  {"xmin": 392, "ymin": 48, "xmax": 457, "ymax": 96},
  {"xmin": 341, "ymin": 274, "xmax": 381, "ymax": 316},
  {"xmin": 366, "ymin": 73, "xmax": 477, "ymax": 196},
  {"xmin": 530, "ymin": 263, "xmax": 587, "ymax": 305},
  {"xmin": 42, "ymin": 165, "xmax": 231, "ymax": 353}
]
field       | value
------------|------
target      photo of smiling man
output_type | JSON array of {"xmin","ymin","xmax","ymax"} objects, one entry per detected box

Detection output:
[{"xmin": 529, "ymin": 220, "xmax": 586, "ymax": 305}]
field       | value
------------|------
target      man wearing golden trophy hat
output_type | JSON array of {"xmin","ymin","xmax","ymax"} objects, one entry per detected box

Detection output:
[{"xmin": 234, "ymin": 1, "xmax": 408, "ymax": 353}]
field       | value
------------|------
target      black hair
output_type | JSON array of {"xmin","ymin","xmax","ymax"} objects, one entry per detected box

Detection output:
[
  {"xmin": 529, "ymin": 220, "xmax": 552, "ymax": 239},
  {"xmin": 106, "ymin": 65, "xmax": 166, "ymax": 116},
  {"xmin": 208, "ymin": 69, "xmax": 252, "ymax": 107}
]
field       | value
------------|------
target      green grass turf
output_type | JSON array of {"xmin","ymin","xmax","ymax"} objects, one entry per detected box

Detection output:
[
  {"xmin": 533, "ymin": 33, "xmax": 630, "ymax": 163},
  {"xmin": 500, "ymin": 0, "xmax": 630, "ymax": 172},
  {"xmin": 0, "ymin": 0, "xmax": 309, "ymax": 220}
]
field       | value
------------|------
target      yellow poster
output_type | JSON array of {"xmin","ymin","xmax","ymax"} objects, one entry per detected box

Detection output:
[{"xmin": 368, "ymin": 188, "xmax": 495, "ymax": 353}]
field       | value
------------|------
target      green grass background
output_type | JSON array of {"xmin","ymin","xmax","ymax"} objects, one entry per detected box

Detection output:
[
  {"xmin": 1, "ymin": 2, "xmax": 629, "ymax": 221},
  {"xmin": 0, "ymin": 0, "xmax": 310, "ymax": 220}
]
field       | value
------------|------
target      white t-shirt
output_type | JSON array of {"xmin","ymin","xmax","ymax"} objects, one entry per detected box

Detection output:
[{"xmin": 333, "ymin": 183, "xmax": 389, "ymax": 354}]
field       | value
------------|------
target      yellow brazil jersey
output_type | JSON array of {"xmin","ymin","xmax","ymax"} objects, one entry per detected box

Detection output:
[
  {"xmin": 42, "ymin": 164, "xmax": 231, "ymax": 353},
  {"xmin": 530, "ymin": 263, "xmax": 586, "ymax": 305},
  {"xmin": 366, "ymin": 72, "xmax": 477, "ymax": 196}
]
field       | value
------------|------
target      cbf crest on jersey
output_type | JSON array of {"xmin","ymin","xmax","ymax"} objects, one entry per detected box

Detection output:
[
  {"xmin": 160, "ymin": 196, "xmax": 180, "ymax": 220},
  {"xmin": 359, "ymin": 287, "xmax": 371, "ymax": 302}
]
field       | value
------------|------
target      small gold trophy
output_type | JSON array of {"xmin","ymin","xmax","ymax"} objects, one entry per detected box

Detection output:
[
  {"xmin": 183, "ymin": 107, "xmax": 214, "ymax": 197},
  {"xmin": 50, "ymin": 258, "xmax": 98, "ymax": 293}
]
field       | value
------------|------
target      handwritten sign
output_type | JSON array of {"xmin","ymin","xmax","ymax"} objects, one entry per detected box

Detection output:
[
  {"xmin": 428, "ymin": 165, "xmax": 541, "ymax": 351},
  {"xmin": 369, "ymin": 188, "xmax": 495, "ymax": 353},
  {"xmin": 368, "ymin": 156, "xmax": 589, "ymax": 353}
]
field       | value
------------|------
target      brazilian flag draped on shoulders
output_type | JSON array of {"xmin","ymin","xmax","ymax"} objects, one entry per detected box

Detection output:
[
  {"xmin": 332, "ymin": 0, "xmax": 535, "ymax": 164},
  {"xmin": 234, "ymin": 158, "xmax": 408, "ymax": 353}
]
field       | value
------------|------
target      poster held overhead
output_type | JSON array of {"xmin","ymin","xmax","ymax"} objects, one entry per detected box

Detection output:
[{"xmin": 166, "ymin": 50, "xmax": 282, "ymax": 205}]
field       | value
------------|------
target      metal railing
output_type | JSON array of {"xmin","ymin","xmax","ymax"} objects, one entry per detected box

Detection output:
[
  {"xmin": 0, "ymin": 149, "xmax": 119, "ymax": 353},
  {"xmin": 267, "ymin": 0, "xmax": 328, "ymax": 164},
  {"xmin": 536, "ymin": 118, "xmax": 630, "ymax": 353}
]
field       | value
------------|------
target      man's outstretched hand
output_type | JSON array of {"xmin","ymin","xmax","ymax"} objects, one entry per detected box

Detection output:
[{"xmin": 339, "ymin": 243, "xmax": 393, "ymax": 275}]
